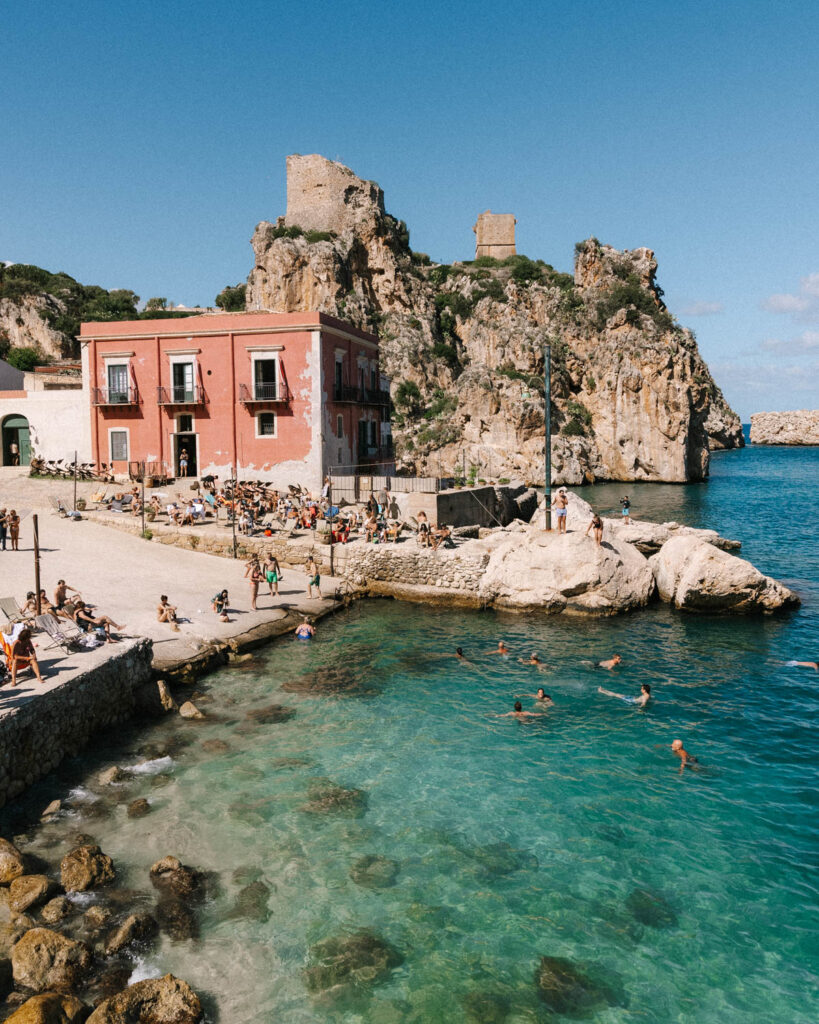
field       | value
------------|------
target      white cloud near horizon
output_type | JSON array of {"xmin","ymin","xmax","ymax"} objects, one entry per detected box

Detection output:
[
  {"xmin": 760, "ymin": 330, "xmax": 819, "ymax": 353},
  {"xmin": 681, "ymin": 300, "xmax": 724, "ymax": 316},
  {"xmin": 762, "ymin": 272, "xmax": 819, "ymax": 321}
]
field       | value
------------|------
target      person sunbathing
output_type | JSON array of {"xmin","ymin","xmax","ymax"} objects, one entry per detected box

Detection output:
[
  {"xmin": 72, "ymin": 601, "xmax": 124, "ymax": 643},
  {"xmin": 157, "ymin": 595, "xmax": 179, "ymax": 630},
  {"xmin": 6, "ymin": 627, "xmax": 45, "ymax": 686}
]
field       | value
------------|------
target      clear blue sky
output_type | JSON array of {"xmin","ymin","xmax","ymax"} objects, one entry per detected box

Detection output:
[{"xmin": 2, "ymin": 0, "xmax": 817, "ymax": 419}]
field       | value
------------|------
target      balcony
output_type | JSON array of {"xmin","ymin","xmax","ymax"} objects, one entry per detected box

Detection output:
[
  {"xmin": 157, "ymin": 385, "xmax": 205, "ymax": 406},
  {"xmin": 334, "ymin": 384, "xmax": 391, "ymax": 407},
  {"xmin": 357, "ymin": 443, "xmax": 395, "ymax": 466},
  {"xmin": 239, "ymin": 381, "xmax": 291, "ymax": 404},
  {"xmin": 92, "ymin": 386, "xmax": 139, "ymax": 407}
]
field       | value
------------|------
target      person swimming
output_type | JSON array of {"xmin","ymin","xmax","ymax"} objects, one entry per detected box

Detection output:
[
  {"xmin": 598, "ymin": 655, "xmax": 622, "ymax": 670},
  {"xmin": 515, "ymin": 687, "xmax": 553, "ymax": 705},
  {"xmin": 598, "ymin": 683, "xmax": 651, "ymax": 707},
  {"xmin": 487, "ymin": 641, "xmax": 509, "ymax": 656},
  {"xmin": 496, "ymin": 700, "xmax": 544, "ymax": 719},
  {"xmin": 295, "ymin": 618, "xmax": 315, "ymax": 640},
  {"xmin": 671, "ymin": 738, "xmax": 698, "ymax": 772},
  {"xmin": 455, "ymin": 647, "xmax": 465, "ymax": 659},
  {"xmin": 519, "ymin": 652, "xmax": 545, "ymax": 666},
  {"xmin": 785, "ymin": 659, "xmax": 819, "ymax": 670}
]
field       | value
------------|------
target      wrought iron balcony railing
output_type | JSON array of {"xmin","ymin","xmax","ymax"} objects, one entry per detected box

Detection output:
[
  {"xmin": 238, "ymin": 381, "xmax": 291, "ymax": 403},
  {"xmin": 92, "ymin": 386, "xmax": 139, "ymax": 406},
  {"xmin": 334, "ymin": 384, "xmax": 391, "ymax": 406},
  {"xmin": 157, "ymin": 384, "xmax": 204, "ymax": 406}
]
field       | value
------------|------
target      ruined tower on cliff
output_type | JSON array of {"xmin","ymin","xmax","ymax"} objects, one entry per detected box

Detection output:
[{"xmin": 473, "ymin": 210, "xmax": 516, "ymax": 259}]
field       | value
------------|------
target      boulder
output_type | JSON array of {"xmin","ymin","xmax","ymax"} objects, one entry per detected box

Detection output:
[
  {"xmin": 11, "ymin": 928, "xmax": 91, "ymax": 993},
  {"xmin": 9, "ymin": 877, "xmax": 53, "ymax": 915},
  {"xmin": 201, "ymin": 739, "xmax": 229, "ymax": 754},
  {"xmin": 105, "ymin": 913, "xmax": 159, "ymax": 954},
  {"xmin": 98, "ymin": 768, "xmax": 126, "ymax": 786},
  {"xmin": 149, "ymin": 857, "xmax": 202, "ymax": 900},
  {"xmin": 155, "ymin": 899, "xmax": 198, "ymax": 942},
  {"xmin": 126, "ymin": 799, "xmax": 150, "ymax": 819},
  {"xmin": 0, "ymin": 839, "xmax": 26, "ymax": 885},
  {"xmin": 40, "ymin": 801, "xmax": 62, "ymax": 821},
  {"xmin": 178, "ymin": 702, "xmax": 205, "ymax": 720},
  {"xmin": 39, "ymin": 898, "xmax": 71, "ymax": 926},
  {"xmin": 304, "ymin": 930, "xmax": 403, "ymax": 994},
  {"xmin": 85, "ymin": 974, "xmax": 203, "ymax": 1024},
  {"xmin": 4, "ymin": 992, "xmax": 87, "ymax": 1024},
  {"xmin": 156, "ymin": 680, "xmax": 178, "ymax": 712},
  {"xmin": 649, "ymin": 536, "xmax": 800, "ymax": 613},
  {"xmin": 60, "ymin": 846, "xmax": 115, "ymax": 893},
  {"xmin": 535, "ymin": 955, "xmax": 627, "ymax": 1016},
  {"xmin": 83, "ymin": 906, "xmax": 112, "ymax": 930}
]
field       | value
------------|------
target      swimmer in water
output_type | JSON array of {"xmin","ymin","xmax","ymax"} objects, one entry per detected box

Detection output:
[
  {"xmin": 598, "ymin": 683, "xmax": 651, "ymax": 707},
  {"xmin": 786, "ymin": 659, "xmax": 819, "ymax": 670},
  {"xmin": 671, "ymin": 738, "xmax": 698, "ymax": 773},
  {"xmin": 515, "ymin": 687, "xmax": 553, "ymax": 705},
  {"xmin": 295, "ymin": 617, "xmax": 315, "ymax": 639},
  {"xmin": 487, "ymin": 641, "xmax": 509, "ymax": 656},
  {"xmin": 518, "ymin": 652, "xmax": 545, "ymax": 667},
  {"xmin": 496, "ymin": 700, "xmax": 544, "ymax": 719},
  {"xmin": 598, "ymin": 655, "xmax": 622, "ymax": 670},
  {"xmin": 455, "ymin": 647, "xmax": 465, "ymax": 659}
]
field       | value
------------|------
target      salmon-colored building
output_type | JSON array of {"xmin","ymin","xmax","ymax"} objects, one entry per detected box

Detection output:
[{"xmin": 80, "ymin": 311, "xmax": 392, "ymax": 489}]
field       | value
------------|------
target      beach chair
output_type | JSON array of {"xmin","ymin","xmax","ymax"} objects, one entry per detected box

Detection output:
[
  {"xmin": 34, "ymin": 614, "xmax": 82, "ymax": 655},
  {"xmin": 283, "ymin": 519, "xmax": 299, "ymax": 536},
  {"xmin": 121, "ymin": 494, "xmax": 134, "ymax": 509},
  {"xmin": 1, "ymin": 624, "xmax": 37, "ymax": 684},
  {"xmin": 49, "ymin": 496, "xmax": 67, "ymax": 516},
  {"xmin": 0, "ymin": 597, "xmax": 23, "ymax": 624}
]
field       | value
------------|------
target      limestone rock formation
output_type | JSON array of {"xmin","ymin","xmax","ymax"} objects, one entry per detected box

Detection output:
[
  {"xmin": 104, "ymin": 912, "xmax": 159, "ymax": 955},
  {"xmin": 0, "ymin": 295, "xmax": 66, "ymax": 361},
  {"xmin": 246, "ymin": 155, "xmax": 743, "ymax": 483},
  {"xmin": 11, "ymin": 928, "xmax": 91, "ymax": 992},
  {"xmin": 4, "ymin": 992, "xmax": 87, "ymax": 1024},
  {"xmin": 85, "ymin": 975, "xmax": 203, "ymax": 1024},
  {"xmin": 750, "ymin": 410, "xmax": 819, "ymax": 445},
  {"xmin": 60, "ymin": 846, "xmax": 115, "ymax": 893},
  {"xmin": 649, "ymin": 536, "xmax": 800, "ymax": 613},
  {"xmin": 0, "ymin": 839, "xmax": 26, "ymax": 884},
  {"xmin": 8, "ymin": 877, "xmax": 53, "ymax": 915},
  {"xmin": 304, "ymin": 930, "xmax": 403, "ymax": 995}
]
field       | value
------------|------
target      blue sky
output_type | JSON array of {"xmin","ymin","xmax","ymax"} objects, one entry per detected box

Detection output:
[{"xmin": 2, "ymin": 0, "xmax": 817, "ymax": 419}]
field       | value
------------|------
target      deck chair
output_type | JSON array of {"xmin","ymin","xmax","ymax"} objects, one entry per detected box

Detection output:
[
  {"xmin": 1, "ymin": 624, "xmax": 36, "ymax": 684},
  {"xmin": 120, "ymin": 494, "xmax": 134, "ymax": 509},
  {"xmin": 0, "ymin": 597, "xmax": 24, "ymax": 623},
  {"xmin": 49, "ymin": 496, "xmax": 67, "ymax": 516},
  {"xmin": 34, "ymin": 614, "xmax": 82, "ymax": 654},
  {"xmin": 283, "ymin": 519, "xmax": 299, "ymax": 535}
]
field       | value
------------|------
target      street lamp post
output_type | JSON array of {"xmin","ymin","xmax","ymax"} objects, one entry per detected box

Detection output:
[{"xmin": 544, "ymin": 338, "xmax": 552, "ymax": 531}]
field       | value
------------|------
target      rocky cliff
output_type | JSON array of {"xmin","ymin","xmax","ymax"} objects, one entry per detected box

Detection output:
[
  {"xmin": 0, "ymin": 293, "xmax": 68, "ymax": 360},
  {"xmin": 750, "ymin": 411, "xmax": 819, "ymax": 445},
  {"xmin": 247, "ymin": 155, "xmax": 742, "ymax": 484}
]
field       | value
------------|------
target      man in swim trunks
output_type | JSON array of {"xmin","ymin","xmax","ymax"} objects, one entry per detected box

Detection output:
[
  {"xmin": 598, "ymin": 683, "xmax": 651, "ymax": 707},
  {"xmin": 306, "ymin": 556, "xmax": 321, "ymax": 599},
  {"xmin": 515, "ymin": 687, "xmax": 553, "ymax": 705},
  {"xmin": 598, "ymin": 655, "xmax": 622, "ymax": 670},
  {"xmin": 497, "ymin": 701, "xmax": 545, "ymax": 719},
  {"xmin": 53, "ymin": 579, "xmax": 81, "ymax": 610},
  {"xmin": 552, "ymin": 488, "xmax": 569, "ymax": 534},
  {"xmin": 671, "ymin": 738, "xmax": 698, "ymax": 772}
]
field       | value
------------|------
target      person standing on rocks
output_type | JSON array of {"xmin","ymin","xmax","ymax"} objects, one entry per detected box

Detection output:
[
  {"xmin": 551, "ymin": 489, "xmax": 569, "ymax": 534},
  {"xmin": 249, "ymin": 560, "xmax": 264, "ymax": 611},
  {"xmin": 585, "ymin": 512, "xmax": 604, "ymax": 546},
  {"xmin": 620, "ymin": 495, "xmax": 631, "ymax": 523},
  {"xmin": 306, "ymin": 556, "xmax": 322, "ymax": 599},
  {"xmin": 264, "ymin": 554, "xmax": 282, "ymax": 596},
  {"xmin": 7, "ymin": 509, "xmax": 20, "ymax": 551}
]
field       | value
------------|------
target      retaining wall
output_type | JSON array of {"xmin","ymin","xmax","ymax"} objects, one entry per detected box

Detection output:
[{"xmin": 0, "ymin": 639, "xmax": 153, "ymax": 808}]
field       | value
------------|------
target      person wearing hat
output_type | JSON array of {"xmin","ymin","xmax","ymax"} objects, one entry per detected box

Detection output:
[{"xmin": 552, "ymin": 488, "xmax": 569, "ymax": 534}]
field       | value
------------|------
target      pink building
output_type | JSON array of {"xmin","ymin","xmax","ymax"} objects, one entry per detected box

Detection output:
[{"xmin": 80, "ymin": 311, "xmax": 392, "ymax": 489}]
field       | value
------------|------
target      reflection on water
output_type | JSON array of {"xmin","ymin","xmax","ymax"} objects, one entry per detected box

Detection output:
[{"xmin": 3, "ymin": 444, "xmax": 817, "ymax": 1023}]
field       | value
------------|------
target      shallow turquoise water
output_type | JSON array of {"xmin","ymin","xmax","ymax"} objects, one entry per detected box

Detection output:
[{"xmin": 5, "ymin": 443, "xmax": 818, "ymax": 1023}]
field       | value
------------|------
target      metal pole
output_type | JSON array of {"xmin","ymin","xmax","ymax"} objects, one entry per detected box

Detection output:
[
  {"xmin": 73, "ymin": 449, "xmax": 78, "ymax": 512},
  {"xmin": 33, "ymin": 515, "xmax": 41, "ymax": 614},
  {"xmin": 141, "ymin": 461, "xmax": 145, "ymax": 538},
  {"xmin": 328, "ymin": 477, "xmax": 334, "ymax": 578},
  {"xmin": 544, "ymin": 338, "xmax": 552, "ymax": 530},
  {"xmin": 232, "ymin": 457, "xmax": 238, "ymax": 559}
]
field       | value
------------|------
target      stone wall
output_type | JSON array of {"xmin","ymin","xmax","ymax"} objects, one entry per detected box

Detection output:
[
  {"xmin": 337, "ymin": 543, "xmax": 488, "ymax": 597},
  {"xmin": 0, "ymin": 640, "xmax": 153, "ymax": 808}
]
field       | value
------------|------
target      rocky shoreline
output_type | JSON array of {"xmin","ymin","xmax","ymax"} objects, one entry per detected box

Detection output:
[{"xmin": 750, "ymin": 410, "xmax": 819, "ymax": 446}]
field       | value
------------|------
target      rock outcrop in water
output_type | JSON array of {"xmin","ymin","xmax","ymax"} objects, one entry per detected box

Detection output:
[
  {"xmin": 750, "ymin": 410, "xmax": 819, "ymax": 445},
  {"xmin": 247, "ymin": 154, "xmax": 743, "ymax": 483}
]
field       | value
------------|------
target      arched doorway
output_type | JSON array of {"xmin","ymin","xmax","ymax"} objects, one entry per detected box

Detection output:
[{"xmin": 2, "ymin": 414, "xmax": 31, "ymax": 466}]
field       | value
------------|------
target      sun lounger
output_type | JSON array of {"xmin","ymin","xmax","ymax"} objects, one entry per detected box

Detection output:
[
  {"xmin": 0, "ymin": 597, "xmax": 23, "ymax": 624},
  {"xmin": 34, "ymin": 614, "xmax": 83, "ymax": 655}
]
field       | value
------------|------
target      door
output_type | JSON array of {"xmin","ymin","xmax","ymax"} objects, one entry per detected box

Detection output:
[
  {"xmin": 2, "ymin": 415, "xmax": 30, "ymax": 466},
  {"xmin": 175, "ymin": 433, "xmax": 198, "ymax": 477},
  {"xmin": 254, "ymin": 357, "xmax": 278, "ymax": 400},
  {"xmin": 172, "ymin": 362, "xmax": 195, "ymax": 403},
  {"xmin": 358, "ymin": 420, "xmax": 368, "ymax": 460}
]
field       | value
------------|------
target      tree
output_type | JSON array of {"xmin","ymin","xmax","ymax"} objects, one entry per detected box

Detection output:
[
  {"xmin": 5, "ymin": 347, "xmax": 42, "ymax": 372},
  {"xmin": 145, "ymin": 297, "xmax": 168, "ymax": 311},
  {"xmin": 215, "ymin": 283, "xmax": 246, "ymax": 312}
]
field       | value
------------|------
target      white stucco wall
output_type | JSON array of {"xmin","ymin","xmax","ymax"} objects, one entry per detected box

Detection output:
[{"xmin": 0, "ymin": 389, "xmax": 91, "ymax": 462}]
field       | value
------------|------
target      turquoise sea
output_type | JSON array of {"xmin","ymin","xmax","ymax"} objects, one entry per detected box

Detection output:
[{"xmin": 4, "ymin": 441, "xmax": 818, "ymax": 1023}]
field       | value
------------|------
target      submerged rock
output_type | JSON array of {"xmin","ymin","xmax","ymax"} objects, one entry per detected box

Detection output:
[
  {"xmin": 9, "ymin": 877, "xmax": 53, "ymax": 915},
  {"xmin": 226, "ymin": 880, "xmax": 272, "ymax": 923},
  {"xmin": 5, "ymin": 992, "xmax": 86, "ymax": 1023},
  {"xmin": 155, "ymin": 898, "xmax": 198, "ymax": 942},
  {"xmin": 244, "ymin": 704, "xmax": 296, "ymax": 724},
  {"xmin": 304, "ymin": 930, "xmax": 403, "ymax": 995},
  {"xmin": 300, "ymin": 779, "xmax": 368, "ymax": 817},
  {"xmin": 105, "ymin": 912, "xmax": 159, "ymax": 954},
  {"xmin": 126, "ymin": 799, "xmax": 150, "ymax": 819},
  {"xmin": 534, "ymin": 955, "xmax": 627, "ymax": 1017},
  {"xmin": 60, "ymin": 846, "xmax": 115, "ymax": 893},
  {"xmin": 467, "ymin": 842, "xmax": 538, "ymax": 877},
  {"xmin": 650, "ymin": 536, "xmax": 800, "ymax": 614},
  {"xmin": 149, "ymin": 857, "xmax": 202, "ymax": 900},
  {"xmin": 11, "ymin": 927, "xmax": 92, "ymax": 993},
  {"xmin": 462, "ymin": 990, "xmax": 511, "ymax": 1024},
  {"xmin": 281, "ymin": 666, "xmax": 373, "ymax": 697},
  {"xmin": 625, "ymin": 888, "xmax": 678, "ymax": 929},
  {"xmin": 201, "ymin": 739, "xmax": 229, "ymax": 754},
  {"xmin": 86, "ymin": 974, "xmax": 203, "ymax": 1024},
  {"xmin": 271, "ymin": 757, "xmax": 312, "ymax": 770},
  {"xmin": 349, "ymin": 856, "xmax": 400, "ymax": 889},
  {"xmin": 0, "ymin": 839, "xmax": 26, "ymax": 884}
]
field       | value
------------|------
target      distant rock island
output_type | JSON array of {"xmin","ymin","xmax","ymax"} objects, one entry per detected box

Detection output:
[{"xmin": 750, "ymin": 411, "xmax": 819, "ymax": 445}]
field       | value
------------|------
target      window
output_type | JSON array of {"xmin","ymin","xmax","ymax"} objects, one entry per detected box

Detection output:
[
  {"xmin": 335, "ymin": 359, "xmax": 344, "ymax": 393},
  {"xmin": 370, "ymin": 367, "xmax": 377, "ymax": 391},
  {"xmin": 336, "ymin": 414, "xmax": 343, "ymax": 439},
  {"xmin": 172, "ymin": 361, "xmax": 195, "ymax": 402},
  {"xmin": 257, "ymin": 412, "xmax": 276, "ymax": 437},
  {"xmin": 253, "ymin": 356, "xmax": 278, "ymax": 400},
  {"xmin": 369, "ymin": 421, "xmax": 377, "ymax": 447},
  {"xmin": 109, "ymin": 430, "xmax": 128, "ymax": 461},
  {"xmin": 177, "ymin": 414, "xmax": 193, "ymax": 433},
  {"xmin": 107, "ymin": 363, "xmax": 129, "ymax": 403}
]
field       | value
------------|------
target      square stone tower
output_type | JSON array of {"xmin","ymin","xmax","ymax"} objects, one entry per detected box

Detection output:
[{"xmin": 473, "ymin": 210, "xmax": 516, "ymax": 259}]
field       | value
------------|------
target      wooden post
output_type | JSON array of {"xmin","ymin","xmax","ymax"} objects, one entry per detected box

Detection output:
[
  {"xmin": 33, "ymin": 514, "xmax": 41, "ymax": 614},
  {"xmin": 544, "ymin": 338, "xmax": 552, "ymax": 530}
]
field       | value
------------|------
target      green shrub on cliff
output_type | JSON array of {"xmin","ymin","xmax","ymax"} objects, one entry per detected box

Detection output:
[
  {"xmin": 215, "ymin": 283, "xmax": 246, "ymax": 311},
  {"xmin": 594, "ymin": 275, "xmax": 675, "ymax": 332},
  {"xmin": 5, "ymin": 346, "xmax": 42, "ymax": 371}
]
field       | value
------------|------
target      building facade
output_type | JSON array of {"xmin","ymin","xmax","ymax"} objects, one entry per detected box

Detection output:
[
  {"xmin": 0, "ymin": 359, "xmax": 90, "ymax": 466},
  {"xmin": 80, "ymin": 311, "xmax": 391, "ymax": 489}
]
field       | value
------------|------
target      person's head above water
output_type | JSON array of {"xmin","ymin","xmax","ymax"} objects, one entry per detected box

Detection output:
[
  {"xmin": 456, "ymin": 647, "xmax": 463, "ymax": 656},
  {"xmin": 671, "ymin": 739, "xmax": 683, "ymax": 751},
  {"xmin": 612, "ymin": 655, "xmax": 622, "ymax": 665},
  {"xmin": 498, "ymin": 641, "xmax": 508, "ymax": 650},
  {"xmin": 514, "ymin": 701, "xmax": 522, "ymax": 712},
  {"xmin": 642, "ymin": 684, "xmax": 651, "ymax": 695},
  {"xmin": 537, "ymin": 688, "xmax": 546, "ymax": 699},
  {"xmin": 531, "ymin": 653, "xmax": 539, "ymax": 662}
]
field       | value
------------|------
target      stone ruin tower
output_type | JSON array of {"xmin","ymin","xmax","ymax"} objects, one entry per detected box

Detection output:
[{"xmin": 473, "ymin": 210, "xmax": 516, "ymax": 259}]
